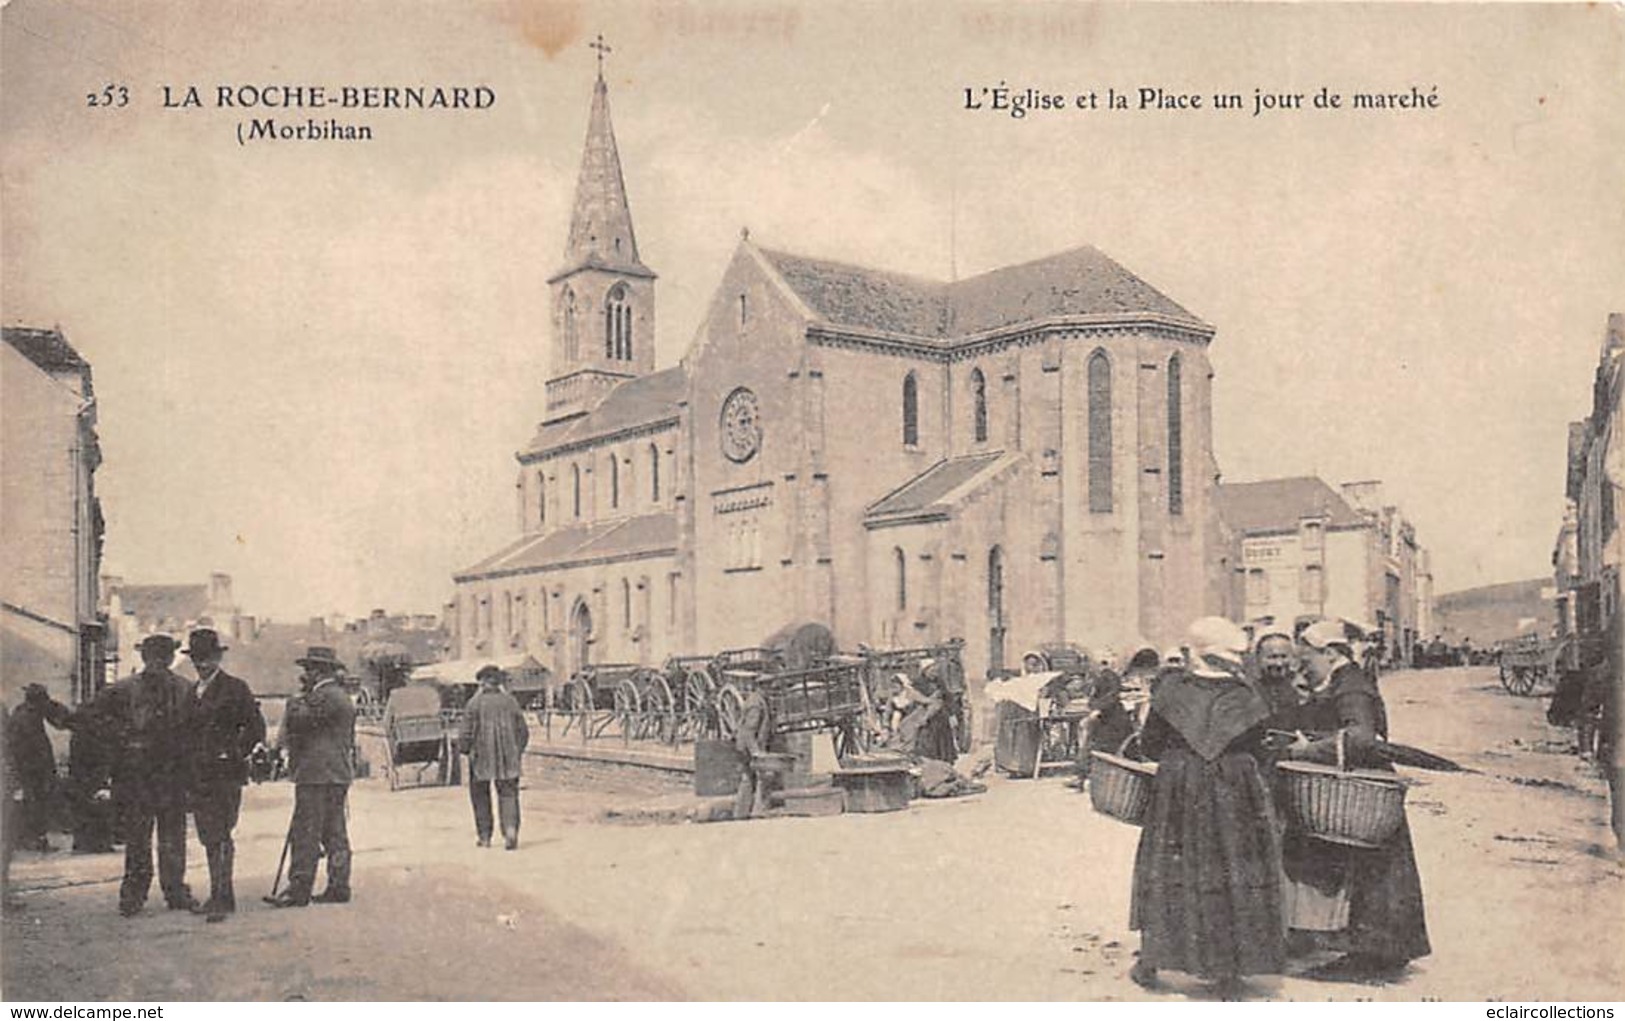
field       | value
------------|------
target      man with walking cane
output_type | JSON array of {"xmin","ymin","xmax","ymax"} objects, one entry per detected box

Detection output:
[
  {"xmin": 269, "ymin": 647, "xmax": 356, "ymax": 908},
  {"xmin": 182, "ymin": 629, "xmax": 264, "ymax": 923}
]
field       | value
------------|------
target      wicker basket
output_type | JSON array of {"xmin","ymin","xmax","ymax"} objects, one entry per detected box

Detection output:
[
  {"xmin": 1088, "ymin": 751, "xmax": 1158, "ymax": 826},
  {"xmin": 1275, "ymin": 732, "xmax": 1408, "ymax": 848}
]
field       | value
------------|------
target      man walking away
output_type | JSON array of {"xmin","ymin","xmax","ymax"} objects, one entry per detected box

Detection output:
[
  {"xmin": 459, "ymin": 665, "xmax": 530, "ymax": 850},
  {"xmin": 183, "ymin": 628, "xmax": 265, "ymax": 922},
  {"xmin": 271, "ymin": 646, "xmax": 356, "ymax": 908}
]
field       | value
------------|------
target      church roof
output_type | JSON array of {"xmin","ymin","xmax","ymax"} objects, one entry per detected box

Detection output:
[
  {"xmin": 758, "ymin": 244, "xmax": 1204, "ymax": 340},
  {"xmin": 1215, "ymin": 477, "xmax": 1370, "ymax": 536},
  {"xmin": 456, "ymin": 511, "xmax": 678, "ymax": 581},
  {"xmin": 553, "ymin": 74, "xmax": 652, "ymax": 282},
  {"xmin": 525, "ymin": 365, "xmax": 687, "ymax": 457},
  {"xmin": 865, "ymin": 451, "xmax": 1018, "ymax": 526}
]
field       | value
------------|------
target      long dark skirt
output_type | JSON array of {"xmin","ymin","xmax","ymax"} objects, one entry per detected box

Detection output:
[
  {"xmin": 1282, "ymin": 816, "xmax": 1431, "ymax": 963},
  {"xmin": 1130, "ymin": 746, "xmax": 1287, "ymax": 978}
]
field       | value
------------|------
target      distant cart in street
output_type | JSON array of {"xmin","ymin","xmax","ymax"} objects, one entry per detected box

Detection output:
[{"xmin": 1495, "ymin": 633, "xmax": 1563, "ymax": 696}]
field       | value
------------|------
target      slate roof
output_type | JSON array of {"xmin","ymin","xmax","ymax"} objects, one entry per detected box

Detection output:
[
  {"xmin": 457, "ymin": 512, "xmax": 678, "ymax": 580},
  {"xmin": 758, "ymin": 244, "xmax": 1203, "ymax": 340},
  {"xmin": 865, "ymin": 451, "xmax": 1014, "ymax": 524},
  {"xmin": 763, "ymin": 251, "xmax": 950, "ymax": 337},
  {"xmin": 1215, "ymin": 477, "xmax": 1370, "ymax": 536},
  {"xmin": 4, "ymin": 326, "xmax": 89, "ymax": 374},
  {"xmin": 525, "ymin": 366, "xmax": 686, "ymax": 457}
]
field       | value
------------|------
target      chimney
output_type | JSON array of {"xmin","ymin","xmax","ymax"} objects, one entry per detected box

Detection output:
[
  {"xmin": 208, "ymin": 572, "xmax": 234, "ymax": 613},
  {"xmin": 1339, "ymin": 480, "xmax": 1383, "ymax": 513},
  {"xmin": 309, "ymin": 617, "xmax": 328, "ymax": 640},
  {"xmin": 1605, "ymin": 312, "xmax": 1623, "ymax": 356}
]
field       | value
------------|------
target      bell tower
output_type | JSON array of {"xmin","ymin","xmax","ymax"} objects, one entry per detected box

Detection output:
[{"xmin": 544, "ymin": 35, "xmax": 657, "ymax": 425}]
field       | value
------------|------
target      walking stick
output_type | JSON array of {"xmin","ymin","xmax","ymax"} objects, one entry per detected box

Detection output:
[{"xmin": 263, "ymin": 827, "xmax": 292, "ymax": 904}]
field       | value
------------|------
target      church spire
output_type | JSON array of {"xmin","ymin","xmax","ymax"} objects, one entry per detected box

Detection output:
[{"xmin": 557, "ymin": 40, "xmax": 651, "ymax": 281}]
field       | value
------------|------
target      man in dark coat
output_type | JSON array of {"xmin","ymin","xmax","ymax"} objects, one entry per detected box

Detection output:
[
  {"xmin": 183, "ymin": 629, "xmax": 265, "ymax": 922},
  {"xmin": 458, "ymin": 665, "xmax": 530, "ymax": 849},
  {"xmin": 271, "ymin": 646, "xmax": 356, "ymax": 907},
  {"xmin": 39, "ymin": 689, "xmax": 118, "ymax": 854},
  {"xmin": 6, "ymin": 686, "xmax": 58, "ymax": 853},
  {"xmin": 96, "ymin": 634, "xmax": 199, "ymax": 916}
]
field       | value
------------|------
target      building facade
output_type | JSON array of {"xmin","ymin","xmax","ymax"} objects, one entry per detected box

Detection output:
[
  {"xmin": 101, "ymin": 571, "xmax": 242, "ymax": 679},
  {"xmin": 1, "ymin": 327, "xmax": 106, "ymax": 710},
  {"xmin": 1218, "ymin": 476, "xmax": 1430, "ymax": 662},
  {"xmin": 453, "ymin": 69, "xmax": 1229, "ymax": 684}
]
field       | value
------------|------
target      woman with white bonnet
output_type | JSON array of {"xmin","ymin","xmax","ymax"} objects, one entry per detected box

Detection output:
[
  {"xmin": 1128, "ymin": 616, "xmax": 1285, "ymax": 996},
  {"xmin": 1277, "ymin": 619, "xmax": 1430, "ymax": 978}
]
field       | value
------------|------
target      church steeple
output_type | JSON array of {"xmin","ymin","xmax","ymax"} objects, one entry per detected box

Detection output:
[
  {"xmin": 544, "ymin": 38, "xmax": 657, "ymax": 425},
  {"xmin": 556, "ymin": 41, "xmax": 652, "ymax": 282}
]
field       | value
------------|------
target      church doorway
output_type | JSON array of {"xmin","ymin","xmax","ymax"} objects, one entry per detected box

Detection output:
[
  {"xmin": 987, "ymin": 545, "xmax": 1007, "ymax": 676},
  {"xmin": 569, "ymin": 598, "xmax": 593, "ymax": 675}
]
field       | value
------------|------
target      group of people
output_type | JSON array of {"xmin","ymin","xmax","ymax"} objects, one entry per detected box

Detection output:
[
  {"xmin": 5, "ymin": 633, "xmax": 539, "ymax": 915},
  {"xmin": 1123, "ymin": 616, "xmax": 1431, "ymax": 996},
  {"xmin": 3, "ymin": 631, "xmax": 362, "ymax": 919}
]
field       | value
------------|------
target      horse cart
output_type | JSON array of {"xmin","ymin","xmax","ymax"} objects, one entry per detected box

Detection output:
[
  {"xmin": 380, "ymin": 682, "xmax": 462, "ymax": 791},
  {"xmin": 1496, "ymin": 633, "xmax": 1562, "ymax": 696}
]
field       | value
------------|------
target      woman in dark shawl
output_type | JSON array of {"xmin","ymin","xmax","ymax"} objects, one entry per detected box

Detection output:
[
  {"xmin": 1278, "ymin": 620, "xmax": 1431, "ymax": 977},
  {"xmin": 1129, "ymin": 618, "xmax": 1286, "ymax": 995}
]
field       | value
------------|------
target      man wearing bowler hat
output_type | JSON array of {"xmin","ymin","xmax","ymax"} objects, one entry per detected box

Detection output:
[
  {"xmin": 272, "ymin": 646, "xmax": 356, "ymax": 907},
  {"xmin": 98, "ymin": 634, "xmax": 199, "ymax": 916},
  {"xmin": 183, "ymin": 628, "xmax": 265, "ymax": 922}
]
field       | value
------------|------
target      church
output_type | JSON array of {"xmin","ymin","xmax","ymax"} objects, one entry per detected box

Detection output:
[{"xmin": 451, "ymin": 65, "xmax": 1229, "ymax": 685}]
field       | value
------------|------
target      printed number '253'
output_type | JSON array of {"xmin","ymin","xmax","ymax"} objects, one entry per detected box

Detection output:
[{"xmin": 86, "ymin": 85, "xmax": 129, "ymax": 108}]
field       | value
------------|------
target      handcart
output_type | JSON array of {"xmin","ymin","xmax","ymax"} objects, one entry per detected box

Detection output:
[{"xmin": 381, "ymin": 682, "xmax": 462, "ymax": 791}]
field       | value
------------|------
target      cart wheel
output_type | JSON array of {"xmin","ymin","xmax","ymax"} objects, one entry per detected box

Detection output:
[
  {"xmin": 1519, "ymin": 667, "xmax": 1541, "ymax": 696},
  {"xmin": 716, "ymin": 683, "xmax": 745, "ymax": 741},
  {"xmin": 613, "ymin": 679, "xmax": 643, "ymax": 737},
  {"xmin": 1499, "ymin": 661, "xmax": 1513, "ymax": 690},
  {"xmin": 640, "ymin": 671, "xmax": 677, "ymax": 744},
  {"xmin": 1511, "ymin": 667, "xmax": 1536, "ymax": 697},
  {"xmin": 687, "ymin": 668, "xmax": 719, "ymax": 738}
]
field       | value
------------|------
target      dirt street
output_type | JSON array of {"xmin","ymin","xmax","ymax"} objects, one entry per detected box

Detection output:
[{"xmin": 4, "ymin": 666, "xmax": 1620, "ymax": 1001}]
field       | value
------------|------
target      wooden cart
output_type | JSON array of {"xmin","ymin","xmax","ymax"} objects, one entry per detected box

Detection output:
[{"xmin": 380, "ymin": 683, "xmax": 462, "ymax": 791}]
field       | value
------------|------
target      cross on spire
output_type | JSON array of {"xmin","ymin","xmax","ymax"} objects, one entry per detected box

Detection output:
[{"xmin": 589, "ymin": 33, "xmax": 611, "ymax": 79}]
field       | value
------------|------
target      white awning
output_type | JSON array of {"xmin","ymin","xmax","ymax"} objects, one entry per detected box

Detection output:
[{"xmin": 410, "ymin": 654, "xmax": 548, "ymax": 687}]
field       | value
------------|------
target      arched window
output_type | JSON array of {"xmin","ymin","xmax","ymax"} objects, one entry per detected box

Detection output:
[
  {"xmin": 649, "ymin": 443, "xmax": 661, "ymax": 502},
  {"xmin": 622, "ymin": 578, "xmax": 633, "ymax": 629},
  {"xmin": 609, "ymin": 453, "xmax": 620, "ymax": 509},
  {"xmin": 537, "ymin": 470, "xmax": 547, "ymax": 526},
  {"xmin": 503, "ymin": 591, "xmax": 514, "ymax": 637},
  {"xmin": 571, "ymin": 463, "xmax": 582, "ymax": 518},
  {"xmin": 562, "ymin": 288, "xmax": 578, "ymax": 361},
  {"xmin": 902, "ymin": 372, "xmax": 919, "ymax": 447},
  {"xmin": 894, "ymin": 547, "xmax": 908, "ymax": 611},
  {"xmin": 971, "ymin": 368, "xmax": 988, "ymax": 444},
  {"xmin": 605, "ymin": 283, "xmax": 630, "ymax": 360},
  {"xmin": 1087, "ymin": 350, "xmax": 1113, "ymax": 513},
  {"xmin": 1167, "ymin": 354, "xmax": 1184, "ymax": 516}
]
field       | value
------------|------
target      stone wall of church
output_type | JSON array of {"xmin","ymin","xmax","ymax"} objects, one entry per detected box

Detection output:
[
  {"xmin": 453, "ymin": 553, "xmax": 681, "ymax": 677},
  {"xmin": 518, "ymin": 425, "xmax": 679, "ymax": 535},
  {"xmin": 685, "ymin": 248, "xmax": 830, "ymax": 652}
]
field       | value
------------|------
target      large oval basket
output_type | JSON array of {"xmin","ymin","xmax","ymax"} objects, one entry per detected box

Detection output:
[
  {"xmin": 1088, "ymin": 751, "xmax": 1158, "ymax": 826},
  {"xmin": 1275, "ymin": 761, "xmax": 1408, "ymax": 848}
]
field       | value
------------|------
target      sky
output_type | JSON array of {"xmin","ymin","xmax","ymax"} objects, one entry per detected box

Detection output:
[{"xmin": 3, "ymin": 1, "xmax": 1622, "ymax": 621}]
